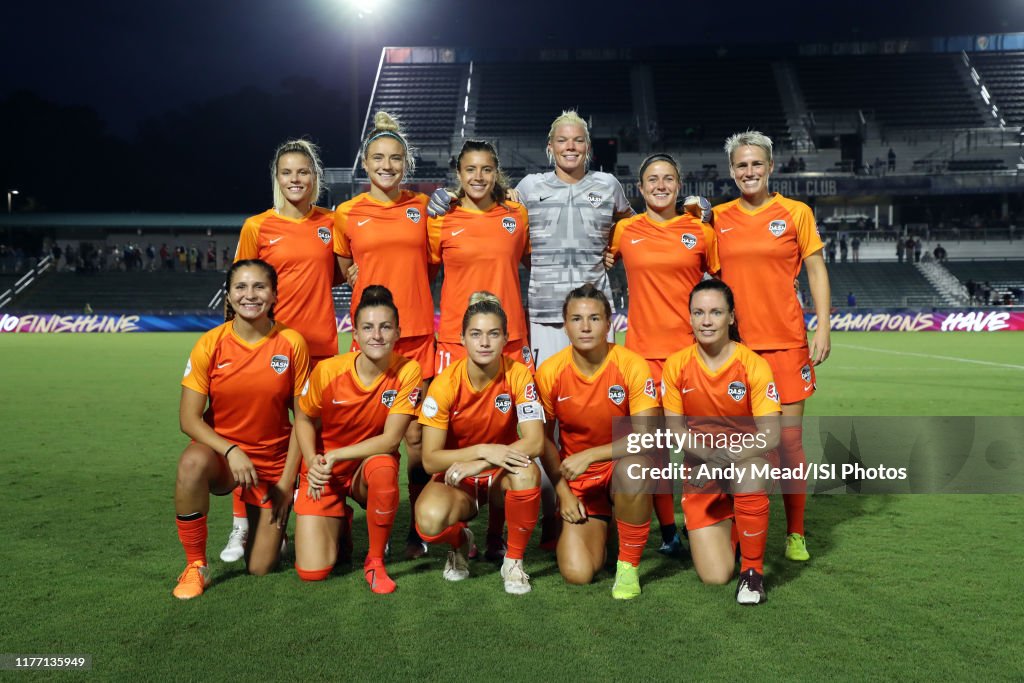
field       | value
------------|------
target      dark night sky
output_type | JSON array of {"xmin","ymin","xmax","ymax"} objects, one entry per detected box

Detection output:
[{"xmin": 5, "ymin": 0, "xmax": 1024, "ymax": 139}]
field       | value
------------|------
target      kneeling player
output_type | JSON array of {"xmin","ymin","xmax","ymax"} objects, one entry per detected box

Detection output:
[
  {"xmin": 415, "ymin": 293, "xmax": 544, "ymax": 594},
  {"xmin": 172, "ymin": 259, "xmax": 309, "ymax": 599},
  {"xmin": 662, "ymin": 280, "xmax": 781, "ymax": 605},
  {"xmin": 293, "ymin": 286, "xmax": 422, "ymax": 594},
  {"xmin": 536, "ymin": 285, "xmax": 660, "ymax": 600}
]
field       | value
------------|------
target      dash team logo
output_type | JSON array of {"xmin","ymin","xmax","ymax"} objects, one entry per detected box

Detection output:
[
  {"xmin": 608, "ymin": 384, "xmax": 626, "ymax": 405},
  {"xmin": 406, "ymin": 207, "xmax": 422, "ymax": 223},
  {"xmin": 494, "ymin": 393, "xmax": 512, "ymax": 414},
  {"xmin": 680, "ymin": 233, "xmax": 697, "ymax": 249},
  {"xmin": 727, "ymin": 381, "xmax": 747, "ymax": 402},
  {"xmin": 586, "ymin": 192, "xmax": 603, "ymax": 208},
  {"xmin": 270, "ymin": 354, "xmax": 289, "ymax": 374},
  {"xmin": 768, "ymin": 220, "xmax": 787, "ymax": 237},
  {"xmin": 317, "ymin": 226, "xmax": 332, "ymax": 244},
  {"xmin": 800, "ymin": 364, "xmax": 812, "ymax": 383},
  {"xmin": 381, "ymin": 389, "xmax": 398, "ymax": 408},
  {"xmin": 502, "ymin": 217, "xmax": 517, "ymax": 234}
]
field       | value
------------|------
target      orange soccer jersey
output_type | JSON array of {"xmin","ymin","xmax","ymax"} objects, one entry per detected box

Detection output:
[
  {"xmin": 334, "ymin": 191, "xmax": 434, "ymax": 337},
  {"xmin": 536, "ymin": 344, "xmax": 659, "ymax": 477},
  {"xmin": 610, "ymin": 213, "xmax": 718, "ymax": 359},
  {"xmin": 419, "ymin": 357, "xmax": 543, "ymax": 455},
  {"xmin": 427, "ymin": 202, "xmax": 530, "ymax": 343},
  {"xmin": 182, "ymin": 321, "xmax": 310, "ymax": 478},
  {"xmin": 712, "ymin": 194, "xmax": 824, "ymax": 350},
  {"xmin": 298, "ymin": 351, "xmax": 422, "ymax": 479},
  {"xmin": 661, "ymin": 343, "xmax": 780, "ymax": 420},
  {"xmin": 235, "ymin": 207, "xmax": 338, "ymax": 358}
]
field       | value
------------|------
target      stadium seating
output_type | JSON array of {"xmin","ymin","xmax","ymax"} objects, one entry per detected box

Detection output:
[
  {"xmin": 367, "ymin": 63, "xmax": 467, "ymax": 142},
  {"xmin": 969, "ymin": 52, "xmax": 1024, "ymax": 126},
  {"xmin": 797, "ymin": 263, "xmax": 943, "ymax": 307},
  {"xmin": 944, "ymin": 260, "xmax": 1024, "ymax": 303},
  {"xmin": 10, "ymin": 271, "xmax": 225, "ymax": 313}
]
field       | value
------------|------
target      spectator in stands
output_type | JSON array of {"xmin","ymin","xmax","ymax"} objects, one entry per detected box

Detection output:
[
  {"xmin": 966, "ymin": 279, "xmax": 977, "ymax": 302},
  {"xmin": 913, "ymin": 239, "xmax": 922, "ymax": 263},
  {"xmin": 896, "ymin": 238, "xmax": 905, "ymax": 263},
  {"xmin": 847, "ymin": 292, "xmax": 856, "ymax": 307},
  {"xmin": 904, "ymin": 237, "xmax": 915, "ymax": 264},
  {"xmin": 983, "ymin": 282, "xmax": 992, "ymax": 305},
  {"xmin": 851, "ymin": 236, "xmax": 860, "ymax": 262},
  {"xmin": 839, "ymin": 236, "xmax": 848, "ymax": 263},
  {"xmin": 160, "ymin": 243, "xmax": 171, "ymax": 270},
  {"xmin": 146, "ymin": 244, "xmax": 156, "ymax": 271},
  {"xmin": 798, "ymin": 157, "xmax": 806, "ymax": 172},
  {"xmin": 826, "ymin": 238, "xmax": 837, "ymax": 264},
  {"xmin": 786, "ymin": 156, "xmax": 798, "ymax": 173},
  {"xmin": 888, "ymin": 148, "xmax": 896, "ymax": 172},
  {"xmin": 206, "ymin": 246, "xmax": 216, "ymax": 270},
  {"xmin": 187, "ymin": 245, "xmax": 199, "ymax": 272},
  {"xmin": 228, "ymin": 138, "xmax": 337, "ymax": 564},
  {"xmin": 712, "ymin": 130, "xmax": 832, "ymax": 563},
  {"xmin": 933, "ymin": 243, "xmax": 947, "ymax": 262}
]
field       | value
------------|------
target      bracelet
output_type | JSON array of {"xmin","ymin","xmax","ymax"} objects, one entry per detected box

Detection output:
[{"xmin": 224, "ymin": 444, "xmax": 239, "ymax": 458}]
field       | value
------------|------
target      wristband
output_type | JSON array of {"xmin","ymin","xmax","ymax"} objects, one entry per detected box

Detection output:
[{"xmin": 224, "ymin": 444, "xmax": 239, "ymax": 458}]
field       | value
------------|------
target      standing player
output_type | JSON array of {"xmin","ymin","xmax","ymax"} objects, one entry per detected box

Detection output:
[
  {"xmin": 172, "ymin": 259, "xmax": 309, "ymax": 599},
  {"xmin": 536, "ymin": 285, "xmax": 660, "ymax": 600},
  {"xmin": 415, "ymin": 293, "xmax": 544, "ymax": 594},
  {"xmin": 662, "ymin": 279, "xmax": 781, "ymax": 605},
  {"xmin": 712, "ymin": 130, "xmax": 831, "ymax": 561},
  {"xmin": 292, "ymin": 286, "xmax": 421, "ymax": 593},
  {"xmin": 223, "ymin": 140, "xmax": 335, "ymax": 563},
  {"xmin": 335, "ymin": 112, "xmax": 435, "ymax": 559},
  {"xmin": 606, "ymin": 153, "xmax": 718, "ymax": 555}
]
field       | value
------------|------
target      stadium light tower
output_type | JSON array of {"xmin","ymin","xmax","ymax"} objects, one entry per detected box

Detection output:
[
  {"xmin": 6, "ymin": 189, "xmax": 16, "ymax": 215},
  {"xmin": 340, "ymin": 0, "xmax": 387, "ymax": 161}
]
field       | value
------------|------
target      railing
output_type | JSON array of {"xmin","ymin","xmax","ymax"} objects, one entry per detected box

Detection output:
[{"xmin": 0, "ymin": 255, "xmax": 54, "ymax": 309}]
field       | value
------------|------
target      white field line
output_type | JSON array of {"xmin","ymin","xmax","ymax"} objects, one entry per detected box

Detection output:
[{"xmin": 834, "ymin": 343, "xmax": 1024, "ymax": 371}]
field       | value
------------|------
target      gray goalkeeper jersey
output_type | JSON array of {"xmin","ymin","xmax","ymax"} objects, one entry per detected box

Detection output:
[{"xmin": 515, "ymin": 171, "xmax": 631, "ymax": 324}]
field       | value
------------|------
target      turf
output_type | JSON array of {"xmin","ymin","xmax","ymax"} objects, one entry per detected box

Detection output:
[{"xmin": 1, "ymin": 331, "xmax": 1022, "ymax": 680}]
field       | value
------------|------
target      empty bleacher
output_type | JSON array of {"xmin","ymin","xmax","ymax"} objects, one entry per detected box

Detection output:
[
  {"xmin": 797, "ymin": 263, "xmax": 943, "ymax": 307},
  {"xmin": 943, "ymin": 260, "xmax": 1024, "ymax": 303},
  {"xmin": 10, "ymin": 271, "xmax": 226, "ymax": 313},
  {"xmin": 794, "ymin": 54, "xmax": 984, "ymax": 129},
  {"xmin": 969, "ymin": 52, "xmax": 1024, "ymax": 126},
  {"xmin": 474, "ymin": 61, "xmax": 633, "ymax": 138},
  {"xmin": 365, "ymin": 63, "xmax": 467, "ymax": 143},
  {"xmin": 650, "ymin": 58, "xmax": 789, "ymax": 146}
]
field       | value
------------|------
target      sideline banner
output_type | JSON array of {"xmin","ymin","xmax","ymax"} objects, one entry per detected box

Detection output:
[{"xmin": 2, "ymin": 309, "xmax": 1022, "ymax": 333}]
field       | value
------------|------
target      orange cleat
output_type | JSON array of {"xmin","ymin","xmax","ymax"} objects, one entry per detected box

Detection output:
[
  {"xmin": 172, "ymin": 560, "xmax": 210, "ymax": 600},
  {"xmin": 364, "ymin": 558, "xmax": 396, "ymax": 594}
]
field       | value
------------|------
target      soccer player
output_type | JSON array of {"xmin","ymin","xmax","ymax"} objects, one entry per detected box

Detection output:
[
  {"xmin": 416, "ymin": 292, "xmax": 544, "ymax": 594},
  {"xmin": 335, "ymin": 112, "xmax": 434, "ymax": 559},
  {"xmin": 712, "ymin": 131, "xmax": 831, "ymax": 562},
  {"xmin": 606, "ymin": 153, "xmax": 718, "ymax": 555},
  {"xmin": 223, "ymin": 139, "xmax": 336, "ymax": 563},
  {"xmin": 292, "ymin": 285, "xmax": 421, "ymax": 594},
  {"xmin": 172, "ymin": 259, "xmax": 310, "ymax": 599},
  {"xmin": 662, "ymin": 279, "xmax": 781, "ymax": 605},
  {"xmin": 536, "ymin": 284, "xmax": 660, "ymax": 599}
]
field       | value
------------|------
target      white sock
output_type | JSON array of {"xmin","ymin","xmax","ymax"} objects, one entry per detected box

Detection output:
[{"xmin": 232, "ymin": 517, "xmax": 249, "ymax": 531}]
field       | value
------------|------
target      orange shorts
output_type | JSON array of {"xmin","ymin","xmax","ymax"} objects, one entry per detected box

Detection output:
[
  {"xmin": 236, "ymin": 472, "xmax": 286, "ymax": 509},
  {"xmin": 435, "ymin": 338, "xmax": 534, "ymax": 375},
  {"xmin": 566, "ymin": 462, "xmax": 615, "ymax": 519},
  {"xmin": 293, "ymin": 455, "xmax": 391, "ymax": 517},
  {"xmin": 682, "ymin": 450, "xmax": 779, "ymax": 530},
  {"xmin": 351, "ymin": 334, "xmax": 436, "ymax": 380},
  {"xmin": 756, "ymin": 346, "xmax": 815, "ymax": 404},
  {"xmin": 431, "ymin": 466, "xmax": 502, "ymax": 507}
]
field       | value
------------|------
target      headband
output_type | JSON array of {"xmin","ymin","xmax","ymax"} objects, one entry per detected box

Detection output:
[
  {"xmin": 362, "ymin": 130, "xmax": 407, "ymax": 154},
  {"xmin": 638, "ymin": 153, "xmax": 679, "ymax": 178}
]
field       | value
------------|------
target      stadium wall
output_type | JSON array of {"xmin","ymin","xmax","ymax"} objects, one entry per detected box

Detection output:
[{"xmin": 4, "ymin": 309, "xmax": 1023, "ymax": 334}]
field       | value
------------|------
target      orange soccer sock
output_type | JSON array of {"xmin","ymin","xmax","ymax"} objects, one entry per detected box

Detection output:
[
  {"xmin": 616, "ymin": 519, "xmax": 650, "ymax": 567},
  {"xmin": 734, "ymin": 492, "xmax": 770, "ymax": 574},
  {"xmin": 504, "ymin": 487, "xmax": 540, "ymax": 561},
  {"xmin": 176, "ymin": 513, "xmax": 208, "ymax": 566},
  {"xmin": 363, "ymin": 457, "xmax": 399, "ymax": 561},
  {"xmin": 781, "ymin": 425, "xmax": 807, "ymax": 536},
  {"xmin": 295, "ymin": 565, "xmax": 332, "ymax": 582},
  {"xmin": 231, "ymin": 489, "xmax": 246, "ymax": 520},
  {"xmin": 653, "ymin": 492, "xmax": 677, "ymax": 529},
  {"xmin": 415, "ymin": 521, "xmax": 466, "ymax": 549}
]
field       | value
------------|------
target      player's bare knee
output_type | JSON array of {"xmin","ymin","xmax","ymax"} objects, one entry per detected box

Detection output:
[
  {"xmin": 510, "ymin": 463, "xmax": 541, "ymax": 489},
  {"xmin": 414, "ymin": 503, "xmax": 448, "ymax": 537},
  {"xmin": 697, "ymin": 566, "xmax": 733, "ymax": 586},
  {"xmin": 560, "ymin": 563, "xmax": 595, "ymax": 585}
]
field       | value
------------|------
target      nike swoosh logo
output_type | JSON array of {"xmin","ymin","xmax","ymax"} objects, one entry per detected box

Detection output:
[
  {"xmin": 357, "ymin": 219, "xmax": 371, "ymax": 226},
  {"xmin": 631, "ymin": 238, "xmax": 645, "ymax": 244},
  {"xmin": 452, "ymin": 229, "xmax": 465, "ymax": 236},
  {"xmin": 452, "ymin": 410, "xmax": 460, "ymax": 415},
  {"xmin": 557, "ymin": 395, "xmax": 573, "ymax": 402},
  {"xmin": 217, "ymin": 362, "xmax": 232, "ymax": 369},
  {"xmin": 374, "ymin": 508, "xmax": 396, "ymax": 516},
  {"xmin": 720, "ymin": 227, "xmax": 734, "ymax": 233},
  {"xmin": 681, "ymin": 388, "xmax": 695, "ymax": 394},
  {"xmin": 539, "ymin": 195, "xmax": 552, "ymax": 202},
  {"xmin": 743, "ymin": 530, "xmax": 765, "ymax": 537},
  {"xmin": 268, "ymin": 237, "xmax": 283, "ymax": 244},
  {"xmin": 803, "ymin": 384, "xmax": 813, "ymax": 392},
  {"xmin": 332, "ymin": 399, "xmax": 349, "ymax": 405}
]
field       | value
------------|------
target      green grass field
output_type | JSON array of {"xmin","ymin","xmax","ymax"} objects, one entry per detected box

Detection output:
[{"xmin": 2, "ymin": 331, "xmax": 1022, "ymax": 680}]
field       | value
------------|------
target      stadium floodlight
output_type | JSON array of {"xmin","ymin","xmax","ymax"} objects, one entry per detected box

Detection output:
[
  {"xmin": 342, "ymin": 0, "xmax": 386, "ymax": 19},
  {"xmin": 6, "ymin": 189, "xmax": 17, "ymax": 215}
]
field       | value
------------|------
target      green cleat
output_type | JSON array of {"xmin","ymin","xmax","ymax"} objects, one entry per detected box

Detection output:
[
  {"xmin": 611, "ymin": 560, "xmax": 641, "ymax": 600},
  {"xmin": 785, "ymin": 533, "xmax": 810, "ymax": 561}
]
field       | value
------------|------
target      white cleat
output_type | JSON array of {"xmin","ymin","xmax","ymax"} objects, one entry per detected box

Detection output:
[
  {"xmin": 219, "ymin": 524, "xmax": 247, "ymax": 563},
  {"xmin": 500, "ymin": 558, "xmax": 532, "ymax": 595},
  {"xmin": 442, "ymin": 528, "xmax": 473, "ymax": 582}
]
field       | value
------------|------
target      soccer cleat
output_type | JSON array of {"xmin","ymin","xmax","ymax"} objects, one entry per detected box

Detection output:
[
  {"xmin": 404, "ymin": 528, "xmax": 429, "ymax": 560},
  {"xmin": 658, "ymin": 532, "xmax": 683, "ymax": 557},
  {"xmin": 219, "ymin": 524, "xmax": 247, "ymax": 563},
  {"xmin": 611, "ymin": 560, "xmax": 641, "ymax": 600},
  {"xmin": 172, "ymin": 561, "xmax": 210, "ymax": 600},
  {"xmin": 785, "ymin": 533, "xmax": 810, "ymax": 561},
  {"xmin": 736, "ymin": 568, "xmax": 767, "ymax": 605},
  {"xmin": 442, "ymin": 528, "xmax": 473, "ymax": 582},
  {"xmin": 364, "ymin": 558, "xmax": 396, "ymax": 594},
  {"xmin": 500, "ymin": 558, "xmax": 532, "ymax": 595},
  {"xmin": 484, "ymin": 533, "xmax": 507, "ymax": 562}
]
